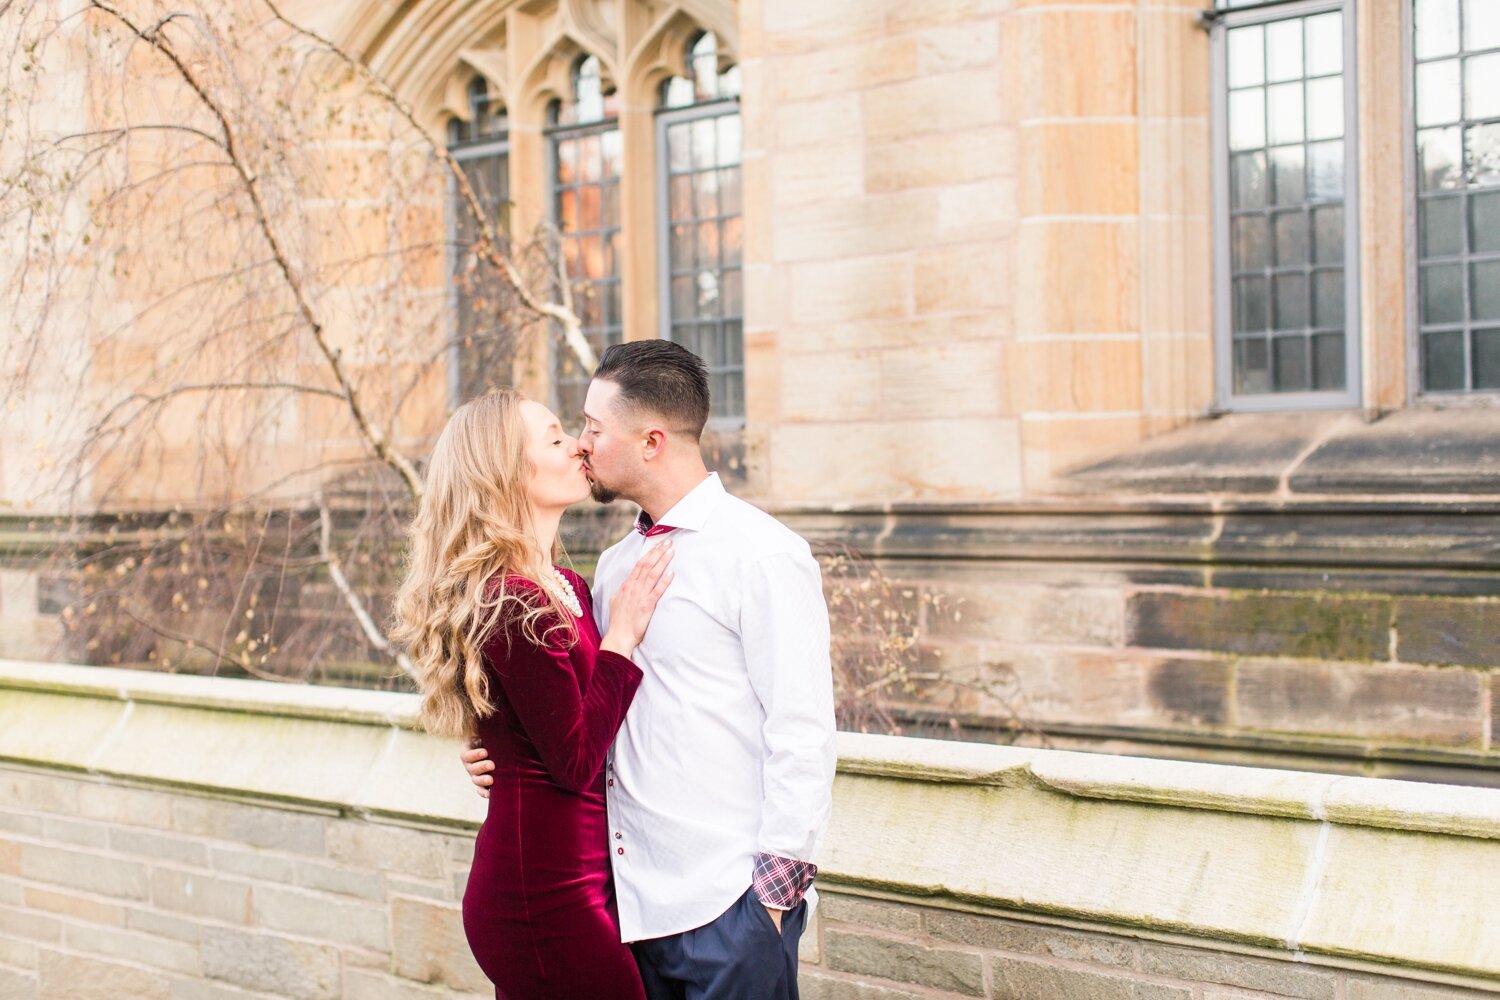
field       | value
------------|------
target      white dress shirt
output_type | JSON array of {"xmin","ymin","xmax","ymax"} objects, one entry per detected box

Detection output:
[{"xmin": 591, "ymin": 472, "xmax": 837, "ymax": 942}]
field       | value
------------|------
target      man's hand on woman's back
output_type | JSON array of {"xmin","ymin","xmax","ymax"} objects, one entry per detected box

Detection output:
[{"xmin": 462, "ymin": 745, "xmax": 493, "ymax": 798}]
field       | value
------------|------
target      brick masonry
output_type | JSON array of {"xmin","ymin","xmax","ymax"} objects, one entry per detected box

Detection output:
[{"xmin": 1, "ymin": 767, "xmax": 1494, "ymax": 999}]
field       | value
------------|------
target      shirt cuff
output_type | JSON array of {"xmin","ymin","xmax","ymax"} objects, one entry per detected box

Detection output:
[{"xmin": 751, "ymin": 851, "xmax": 817, "ymax": 910}]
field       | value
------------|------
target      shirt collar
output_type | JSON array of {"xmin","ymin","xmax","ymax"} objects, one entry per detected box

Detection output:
[{"xmin": 633, "ymin": 472, "xmax": 725, "ymax": 535}]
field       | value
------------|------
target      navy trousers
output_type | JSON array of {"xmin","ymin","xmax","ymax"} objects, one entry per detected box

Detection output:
[{"xmin": 630, "ymin": 888, "xmax": 808, "ymax": 1000}]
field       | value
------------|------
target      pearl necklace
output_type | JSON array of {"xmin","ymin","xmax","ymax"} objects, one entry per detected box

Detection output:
[{"xmin": 539, "ymin": 566, "xmax": 584, "ymax": 618}]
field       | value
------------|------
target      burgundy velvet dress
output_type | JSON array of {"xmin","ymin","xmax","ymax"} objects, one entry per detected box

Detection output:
[{"xmin": 462, "ymin": 568, "xmax": 647, "ymax": 1000}]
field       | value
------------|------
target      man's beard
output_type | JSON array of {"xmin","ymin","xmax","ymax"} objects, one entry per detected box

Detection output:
[{"xmin": 588, "ymin": 477, "xmax": 618, "ymax": 505}]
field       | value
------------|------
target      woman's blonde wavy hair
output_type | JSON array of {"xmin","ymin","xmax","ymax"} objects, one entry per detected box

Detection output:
[{"xmin": 392, "ymin": 389, "xmax": 578, "ymax": 740}]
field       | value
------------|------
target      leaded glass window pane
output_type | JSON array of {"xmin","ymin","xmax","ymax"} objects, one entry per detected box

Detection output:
[
  {"xmin": 1419, "ymin": 126, "xmax": 1464, "ymax": 188},
  {"xmin": 549, "ymin": 57, "xmax": 621, "ymax": 418},
  {"xmin": 1424, "ymin": 328, "xmax": 1467, "ymax": 388},
  {"xmin": 1414, "ymin": 0, "xmax": 1500, "ymax": 392},
  {"xmin": 1469, "ymin": 0, "xmax": 1500, "ymax": 48},
  {"xmin": 1417, "ymin": 0, "xmax": 1461, "ymax": 57},
  {"xmin": 448, "ymin": 78, "xmax": 512, "ymax": 403},
  {"xmin": 1235, "ymin": 337, "xmax": 1271, "ymax": 394},
  {"xmin": 1223, "ymin": 7, "xmax": 1353, "ymax": 399},
  {"xmin": 1473, "ymin": 189, "xmax": 1500, "ymax": 250},
  {"xmin": 659, "ymin": 32, "xmax": 744, "ymax": 420},
  {"xmin": 1311, "ymin": 331, "xmax": 1345, "ymax": 388},
  {"xmin": 1474, "ymin": 327, "xmax": 1500, "ymax": 387}
]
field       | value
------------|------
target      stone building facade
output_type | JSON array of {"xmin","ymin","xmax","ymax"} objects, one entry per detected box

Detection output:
[{"xmin": 2, "ymin": 0, "xmax": 1498, "ymax": 779}]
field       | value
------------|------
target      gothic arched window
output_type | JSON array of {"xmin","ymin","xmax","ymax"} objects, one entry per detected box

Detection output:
[
  {"xmin": 548, "ymin": 55, "xmax": 622, "ymax": 418},
  {"xmin": 447, "ymin": 76, "xmax": 512, "ymax": 403},
  {"xmin": 657, "ymin": 32, "xmax": 744, "ymax": 421}
]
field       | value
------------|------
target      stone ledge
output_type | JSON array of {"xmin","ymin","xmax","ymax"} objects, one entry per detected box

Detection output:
[
  {"xmin": 820, "ymin": 762, "xmax": 1500, "ymax": 981},
  {"xmin": 0, "ymin": 660, "xmax": 417, "ymax": 727},
  {"xmin": 931, "ymin": 716, "xmax": 1500, "ymax": 788},
  {"xmin": 2, "ymin": 661, "xmax": 1499, "ymax": 981},
  {"xmin": 13, "ymin": 499, "xmax": 1500, "ymax": 583},
  {"xmin": 774, "ymin": 504, "xmax": 1500, "ymax": 573},
  {"xmin": 1063, "ymin": 410, "xmax": 1500, "ymax": 497},
  {"xmin": 832, "ymin": 734, "xmax": 1500, "ymax": 841},
  {"xmin": 0, "ymin": 660, "xmax": 474, "ymax": 829},
  {"xmin": 6, "ymin": 660, "xmax": 1497, "ymax": 841}
]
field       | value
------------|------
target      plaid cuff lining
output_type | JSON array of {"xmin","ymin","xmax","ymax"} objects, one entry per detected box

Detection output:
[{"xmin": 751, "ymin": 851, "xmax": 817, "ymax": 909}]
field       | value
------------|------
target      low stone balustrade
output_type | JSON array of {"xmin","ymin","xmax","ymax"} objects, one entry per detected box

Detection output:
[{"xmin": 0, "ymin": 659, "xmax": 1495, "ymax": 999}]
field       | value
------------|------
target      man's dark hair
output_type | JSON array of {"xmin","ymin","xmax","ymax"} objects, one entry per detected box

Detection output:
[{"xmin": 594, "ymin": 340, "xmax": 711, "ymax": 439}]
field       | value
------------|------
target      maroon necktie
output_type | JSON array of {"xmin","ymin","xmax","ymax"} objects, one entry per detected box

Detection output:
[{"xmin": 634, "ymin": 517, "xmax": 676, "ymax": 538}]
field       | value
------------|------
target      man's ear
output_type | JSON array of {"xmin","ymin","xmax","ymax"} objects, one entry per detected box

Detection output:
[{"xmin": 641, "ymin": 427, "xmax": 668, "ymax": 460}]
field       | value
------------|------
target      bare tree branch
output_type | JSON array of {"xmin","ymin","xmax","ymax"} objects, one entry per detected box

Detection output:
[
  {"xmin": 114, "ymin": 603, "xmax": 288, "ymax": 683},
  {"xmin": 316, "ymin": 495, "xmax": 415, "ymax": 679},
  {"xmin": 90, "ymin": 0, "xmax": 426, "ymax": 501},
  {"xmin": 0, "ymin": 0, "xmax": 609, "ymax": 692},
  {"xmin": 53, "ymin": 123, "xmax": 229, "ymax": 152},
  {"xmin": 259, "ymin": 0, "xmax": 597, "ymax": 372}
]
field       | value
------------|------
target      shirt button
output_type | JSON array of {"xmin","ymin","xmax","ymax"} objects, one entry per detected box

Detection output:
[
  {"xmin": 617, "ymin": 847, "xmax": 625, "ymax": 856},
  {"xmin": 607, "ymin": 779, "xmax": 614, "ymax": 787},
  {"xmin": 615, "ymin": 832, "xmax": 623, "ymax": 839}
]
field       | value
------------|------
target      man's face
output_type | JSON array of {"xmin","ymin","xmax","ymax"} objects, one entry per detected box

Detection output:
[{"xmin": 578, "ymin": 378, "xmax": 637, "ymax": 505}]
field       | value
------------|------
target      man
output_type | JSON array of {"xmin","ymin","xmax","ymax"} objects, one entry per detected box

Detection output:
[{"xmin": 463, "ymin": 340, "xmax": 836, "ymax": 999}]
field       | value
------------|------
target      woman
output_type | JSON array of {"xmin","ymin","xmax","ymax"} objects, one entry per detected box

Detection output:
[{"xmin": 393, "ymin": 389, "xmax": 671, "ymax": 1000}]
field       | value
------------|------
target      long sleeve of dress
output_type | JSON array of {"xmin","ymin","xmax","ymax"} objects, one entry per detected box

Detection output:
[{"xmin": 482, "ymin": 585, "xmax": 642, "ymax": 795}]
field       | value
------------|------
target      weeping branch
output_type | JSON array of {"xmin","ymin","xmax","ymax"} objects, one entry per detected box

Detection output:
[
  {"xmin": 317, "ymin": 495, "xmax": 416, "ymax": 680},
  {"xmin": 260, "ymin": 0, "xmax": 597, "ymax": 372},
  {"xmin": 90, "ymin": 0, "xmax": 427, "ymax": 501}
]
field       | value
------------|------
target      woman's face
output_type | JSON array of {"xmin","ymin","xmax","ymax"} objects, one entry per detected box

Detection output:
[{"xmin": 520, "ymin": 400, "xmax": 590, "ymax": 510}]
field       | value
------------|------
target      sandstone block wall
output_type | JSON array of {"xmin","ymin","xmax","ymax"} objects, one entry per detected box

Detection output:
[
  {"xmin": 786, "ymin": 500, "xmax": 1500, "ymax": 783},
  {"xmin": 734, "ymin": 0, "xmax": 1238, "ymax": 500},
  {"xmin": 3, "ymin": 767, "xmax": 1496, "ymax": 1000},
  {"xmin": 910, "ymin": 565, "xmax": 1499, "ymax": 759},
  {"xmin": 2, "ymin": 662, "xmax": 1497, "ymax": 1000},
  {"xmin": 0, "ymin": 769, "xmax": 488, "ymax": 1000},
  {"xmin": 799, "ymin": 893, "xmax": 1498, "ymax": 1000}
]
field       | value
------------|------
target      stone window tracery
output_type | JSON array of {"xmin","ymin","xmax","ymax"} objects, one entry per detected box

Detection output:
[{"xmin": 426, "ymin": 6, "xmax": 739, "ymax": 415}]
